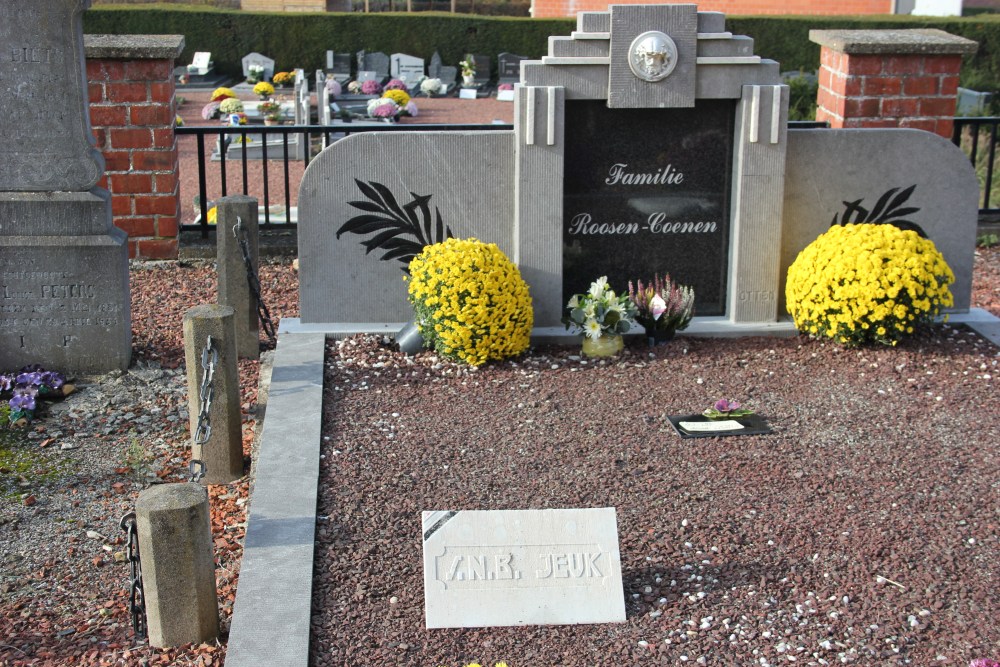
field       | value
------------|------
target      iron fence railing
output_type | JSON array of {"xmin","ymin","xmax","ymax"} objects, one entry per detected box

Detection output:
[
  {"xmin": 953, "ymin": 116, "xmax": 1000, "ymax": 214},
  {"xmin": 175, "ymin": 123, "xmax": 512, "ymax": 236}
]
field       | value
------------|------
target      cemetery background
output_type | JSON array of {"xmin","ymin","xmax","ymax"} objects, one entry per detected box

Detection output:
[{"xmin": 2, "ymin": 247, "xmax": 997, "ymax": 664}]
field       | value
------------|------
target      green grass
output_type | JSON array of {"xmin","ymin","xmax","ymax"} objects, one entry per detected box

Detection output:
[{"xmin": 0, "ymin": 410, "xmax": 75, "ymax": 502}]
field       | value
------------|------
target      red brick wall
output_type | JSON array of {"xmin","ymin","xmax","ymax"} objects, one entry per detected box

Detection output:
[
  {"xmin": 816, "ymin": 49, "xmax": 962, "ymax": 137},
  {"xmin": 533, "ymin": 0, "xmax": 891, "ymax": 18},
  {"xmin": 87, "ymin": 58, "xmax": 180, "ymax": 260}
]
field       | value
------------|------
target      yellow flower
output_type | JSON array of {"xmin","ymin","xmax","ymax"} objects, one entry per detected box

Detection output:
[{"xmin": 383, "ymin": 89, "xmax": 411, "ymax": 106}]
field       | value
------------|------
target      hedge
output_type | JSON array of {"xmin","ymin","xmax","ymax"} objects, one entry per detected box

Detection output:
[{"xmin": 83, "ymin": 6, "xmax": 1000, "ymax": 89}]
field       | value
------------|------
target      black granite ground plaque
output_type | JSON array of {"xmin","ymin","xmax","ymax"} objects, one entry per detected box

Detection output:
[
  {"xmin": 666, "ymin": 413, "xmax": 772, "ymax": 439},
  {"xmin": 562, "ymin": 99, "xmax": 735, "ymax": 316}
]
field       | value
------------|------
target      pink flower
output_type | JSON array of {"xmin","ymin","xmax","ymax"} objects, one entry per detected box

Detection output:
[
  {"xmin": 325, "ymin": 79, "xmax": 342, "ymax": 98},
  {"xmin": 360, "ymin": 79, "xmax": 382, "ymax": 95},
  {"xmin": 714, "ymin": 399, "xmax": 740, "ymax": 413},
  {"xmin": 404, "ymin": 101, "xmax": 418, "ymax": 117},
  {"xmin": 970, "ymin": 660, "xmax": 1000, "ymax": 667},
  {"xmin": 384, "ymin": 78, "xmax": 406, "ymax": 91}
]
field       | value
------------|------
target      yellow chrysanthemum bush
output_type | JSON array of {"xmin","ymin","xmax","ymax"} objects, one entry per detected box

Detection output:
[
  {"xmin": 785, "ymin": 223, "xmax": 955, "ymax": 347},
  {"xmin": 382, "ymin": 88, "xmax": 411, "ymax": 107},
  {"xmin": 406, "ymin": 238, "xmax": 533, "ymax": 366}
]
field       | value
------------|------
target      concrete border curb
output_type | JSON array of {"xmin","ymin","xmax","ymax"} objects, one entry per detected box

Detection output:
[{"xmin": 226, "ymin": 332, "xmax": 325, "ymax": 667}]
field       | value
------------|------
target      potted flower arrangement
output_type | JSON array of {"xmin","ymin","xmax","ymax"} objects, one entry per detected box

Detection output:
[
  {"xmin": 367, "ymin": 97, "xmax": 399, "ymax": 121},
  {"xmin": 384, "ymin": 78, "xmax": 407, "ymax": 91},
  {"xmin": 272, "ymin": 71, "xmax": 295, "ymax": 87},
  {"xmin": 563, "ymin": 276, "xmax": 638, "ymax": 358},
  {"xmin": 460, "ymin": 54, "xmax": 476, "ymax": 87},
  {"xmin": 258, "ymin": 99, "xmax": 283, "ymax": 125},
  {"xmin": 627, "ymin": 273, "xmax": 695, "ymax": 345},
  {"xmin": 360, "ymin": 79, "xmax": 382, "ymax": 96},
  {"xmin": 246, "ymin": 64, "xmax": 265, "ymax": 84},
  {"xmin": 253, "ymin": 81, "xmax": 275, "ymax": 100},
  {"xmin": 420, "ymin": 77, "xmax": 443, "ymax": 96}
]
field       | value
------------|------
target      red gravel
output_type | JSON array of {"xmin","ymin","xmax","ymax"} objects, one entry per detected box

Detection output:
[{"xmin": 310, "ymin": 250, "xmax": 1000, "ymax": 667}]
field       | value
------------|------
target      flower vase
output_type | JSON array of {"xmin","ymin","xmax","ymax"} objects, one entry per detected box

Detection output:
[
  {"xmin": 646, "ymin": 328, "xmax": 675, "ymax": 347},
  {"xmin": 264, "ymin": 118, "xmax": 276, "ymax": 126},
  {"xmin": 462, "ymin": 74, "xmax": 475, "ymax": 87},
  {"xmin": 581, "ymin": 334, "xmax": 624, "ymax": 358}
]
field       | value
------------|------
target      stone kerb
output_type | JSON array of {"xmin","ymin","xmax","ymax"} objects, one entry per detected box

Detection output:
[
  {"xmin": 85, "ymin": 34, "xmax": 185, "ymax": 260},
  {"xmin": 810, "ymin": 29, "xmax": 977, "ymax": 138}
]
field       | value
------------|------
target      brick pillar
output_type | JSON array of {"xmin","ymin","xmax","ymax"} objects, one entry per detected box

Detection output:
[
  {"xmin": 810, "ymin": 29, "xmax": 977, "ymax": 139},
  {"xmin": 85, "ymin": 35, "xmax": 185, "ymax": 260}
]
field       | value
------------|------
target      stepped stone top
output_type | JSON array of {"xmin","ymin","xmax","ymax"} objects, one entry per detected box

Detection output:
[{"xmin": 84, "ymin": 34, "xmax": 185, "ymax": 60}]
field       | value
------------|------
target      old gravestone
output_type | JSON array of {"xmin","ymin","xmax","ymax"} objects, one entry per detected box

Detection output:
[
  {"xmin": 390, "ymin": 53, "xmax": 424, "ymax": 85},
  {"xmin": 241, "ymin": 52, "xmax": 275, "ymax": 82},
  {"xmin": 0, "ymin": 0, "xmax": 131, "ymax": 372},
  {"xmin": 362, "ymin": 52, "xmax": 390, "ymax": 81},
  {"xmin": 422, "ymin": 508, "xmax": 626, "ymax": 628},
  {"xmin": 293, "ymin": 6, "xmax": 978, "ymax": 333},
  {"xmin": 497, "ymin": 52, "xmax": 528, "ymax": 85}
]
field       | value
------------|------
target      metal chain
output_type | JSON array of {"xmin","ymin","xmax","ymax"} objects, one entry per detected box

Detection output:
[
  {"xmin": 190, "ymin": 335, "xmax": 217, "ymax": 482},
  {"xmin": 233, "ymin": 217, "xmax": 277, "ymax": 346},
  {"xmin": 119, "ymin": 512, "xmax": 147, "ymax": 639}
]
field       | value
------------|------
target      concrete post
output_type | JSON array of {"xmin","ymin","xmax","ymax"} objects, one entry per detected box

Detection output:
[
  {"xmin": 136, "ymin": 483, "xmax": 219, "ymax": 648},
  {"xmin": 183, "ymin": 304, "xmax": 244, "ymax": 484},
  {"xmin": 216, "ymin": 196, "xmax": 260, "ymax": 360}
]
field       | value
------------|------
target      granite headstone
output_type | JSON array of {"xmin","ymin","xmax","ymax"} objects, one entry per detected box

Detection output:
[
  {"xmin": 562, "ymin": 99, "xmax": 735, "ymax": 315},
  {"xmin": 391, "ymin": 53, "xmax": 424, "ymax": 85},
  {"xmin": 241, "ymin": 52, "xmax": 275, "ymax": 81},
  {"xmin": 0, "ymin": 0, "xmax": 131, "ymax": 372},
  {"xmin": 363, "ymin": 52, "xmax": 390, "ymax": 80},
  {"xmin": 497, "ymin": 52, "xmax": 527, "ymax": 84}
]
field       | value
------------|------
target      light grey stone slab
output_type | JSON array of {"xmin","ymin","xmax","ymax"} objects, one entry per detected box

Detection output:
[
  {"xmin": 390, "ymin": 53, "xmax": 424, "ymax": 83},
  {"xmin": 697, "ymin": 11, "xmax": 726, "ymax": 33},
  {"xmin": 0, "ymin": 228, "xmax": 131, "ymax": 372},
  {"xmin": 0, "ymin": 0, "xmax": 103, "ymax": 192},
  {"xmin": 578, "ymin": 11, "xmax": 610, "ymax": 33},
  {"xmin": 781, "ymin": 128, "xmax": 978, "ymax": 313},
  {"xmin": 241, "ymin": 52, "xmax": 275, "ymax": 80},
  {"xmin": 297, "ymin": 131, "xmax": 515, "ymax": 324},
  {"xmin": 608, "ymin": 4, "xmax": 697, "ymax": 109},
  {"xmin": 422, "ymin": 508, "xmax": 626, "ymax": 628},
  {"xmin": 697, "ymin": 35, "xmax": 754, "ymax": 58},
  {"xmin": 521, "ymin": 62, "xmax": 607, "ymax": 100},
  {"xmin": 695, "ymin": 59, "xmax": 781, "ymax": 99},
  {"xmin": 549, "ymin": 36, "xmax": 609, "ymax": 58},
  {"xmin": 225, "ymin": 332, "xmax": 325, "ymax": 667}
]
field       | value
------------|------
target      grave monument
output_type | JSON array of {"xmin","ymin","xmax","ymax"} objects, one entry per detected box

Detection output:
[
  {"xmin": 0, "ymin": 0, "xmax": 131, "ymax": 372},
  {"xmin": 293, "ymin": 4, "xmax": 977, "ymax": 335}
]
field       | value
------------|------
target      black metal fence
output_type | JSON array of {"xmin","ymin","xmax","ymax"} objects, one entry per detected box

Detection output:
[
  {"xmin": 175, "ymin": 123, "xmax": 513, "ymax": 236},
  {"xmin": 953, "ymin": 117, "xmax": 1000, "ymax": 214}
]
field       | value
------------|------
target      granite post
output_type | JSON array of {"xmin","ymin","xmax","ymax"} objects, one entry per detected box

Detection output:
[
  {"xmin": 0, "ymin": 0, "xmax": 131, "ymax": 372},
  {"xmin": 183, "ymin": 304, "xmax": 243, "ymax": 485},
  {"xmin": 216, "ymin": 196, "xmax": 260, "ymax": 360},
  {"xmin": 136, "ymin": 483, "xmax": 220, "ymax": 648}
]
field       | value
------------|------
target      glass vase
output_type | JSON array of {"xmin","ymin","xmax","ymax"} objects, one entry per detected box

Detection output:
[{"xmin": 581, "ymin": 334, "xmax": 624, "ymax": 358}]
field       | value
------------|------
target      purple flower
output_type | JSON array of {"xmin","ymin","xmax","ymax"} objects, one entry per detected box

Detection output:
[
  {"xmin": 360, "ymin": 79, "xmax": 382, "ymax": 95},
  {"xmin": 10, "ymin": 386, "xmax": 37, "ymax": 411},
  {"xmin": 325, "ymin": 78, "xmax": 342, "ymax": 98},
  {"xmin": 0, "ymin": 374, "xmax": 12, "ymax": 392},
  {"xmin": 371, "ymin": 103, "xmax": 397, "ymax": 118},
  {"xmin": 40, "ymin": 371, "xmax": 64, "ymax": 389},
  {"xmin": 16, "ymin": 371, "xmax": 42, "ymax": 386},
  {"xmin": 404, "ymin": 101, "xmax": 418, "ymax": 117},
  {"xmin": 384, "ymin": 78, "xmax": 406, "ymax": 91},
  {"xmin": 970, "ymin": 660, "xmax": 1000, "ymax": 667},
  {"xmin": 714, "ymin": 399, "xmax": 740, "ymax": 413}
]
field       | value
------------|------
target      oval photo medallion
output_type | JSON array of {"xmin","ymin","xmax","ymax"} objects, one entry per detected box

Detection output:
[{"xmin": 628, "ymin": 31, "xmax": 679, "ymax": 83}]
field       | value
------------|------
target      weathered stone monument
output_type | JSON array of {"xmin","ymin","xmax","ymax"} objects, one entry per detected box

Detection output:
[
  {"xmin": 0, "ymin": 0, "xmax": 131, "ymax": 372},
  {"xmin": 292, "ymin": 4, "xmax": 978, "ymax": 336}
]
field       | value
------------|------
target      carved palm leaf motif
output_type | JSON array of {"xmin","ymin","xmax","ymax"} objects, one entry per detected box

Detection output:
[
  {"xmin": 337, "ymin": 179, "xmax": 453, "ymax": 267},
  {"xmin": 830, "ymin": 184, "xmax": 926, "ymax": 237}
]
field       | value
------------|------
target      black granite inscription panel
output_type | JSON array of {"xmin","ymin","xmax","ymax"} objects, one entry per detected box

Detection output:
[{"xmin": 562, "ymin": 99, "xmax": 735, "ymax": 315}]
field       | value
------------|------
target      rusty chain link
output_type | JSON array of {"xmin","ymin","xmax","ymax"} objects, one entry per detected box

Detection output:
[
  {"xmin": 190, "ymin": 335, "xmax": 217, "ymax": 482},
  {"xmin": 119, "ymin": 512, "xmax": 147, "ymax": 639},
  {"xmin": 233, "ymin": 217, "xmax": 277, "ymax": 346}
]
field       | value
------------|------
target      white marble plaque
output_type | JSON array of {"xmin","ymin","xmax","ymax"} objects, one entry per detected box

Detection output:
[
  {"xmin": 422, "ymin": 508, "xmax": 626, "ymax": 628},
  {"xmin": 678, "ymin": 419, "xmax": 744, "ymax": 432}
]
